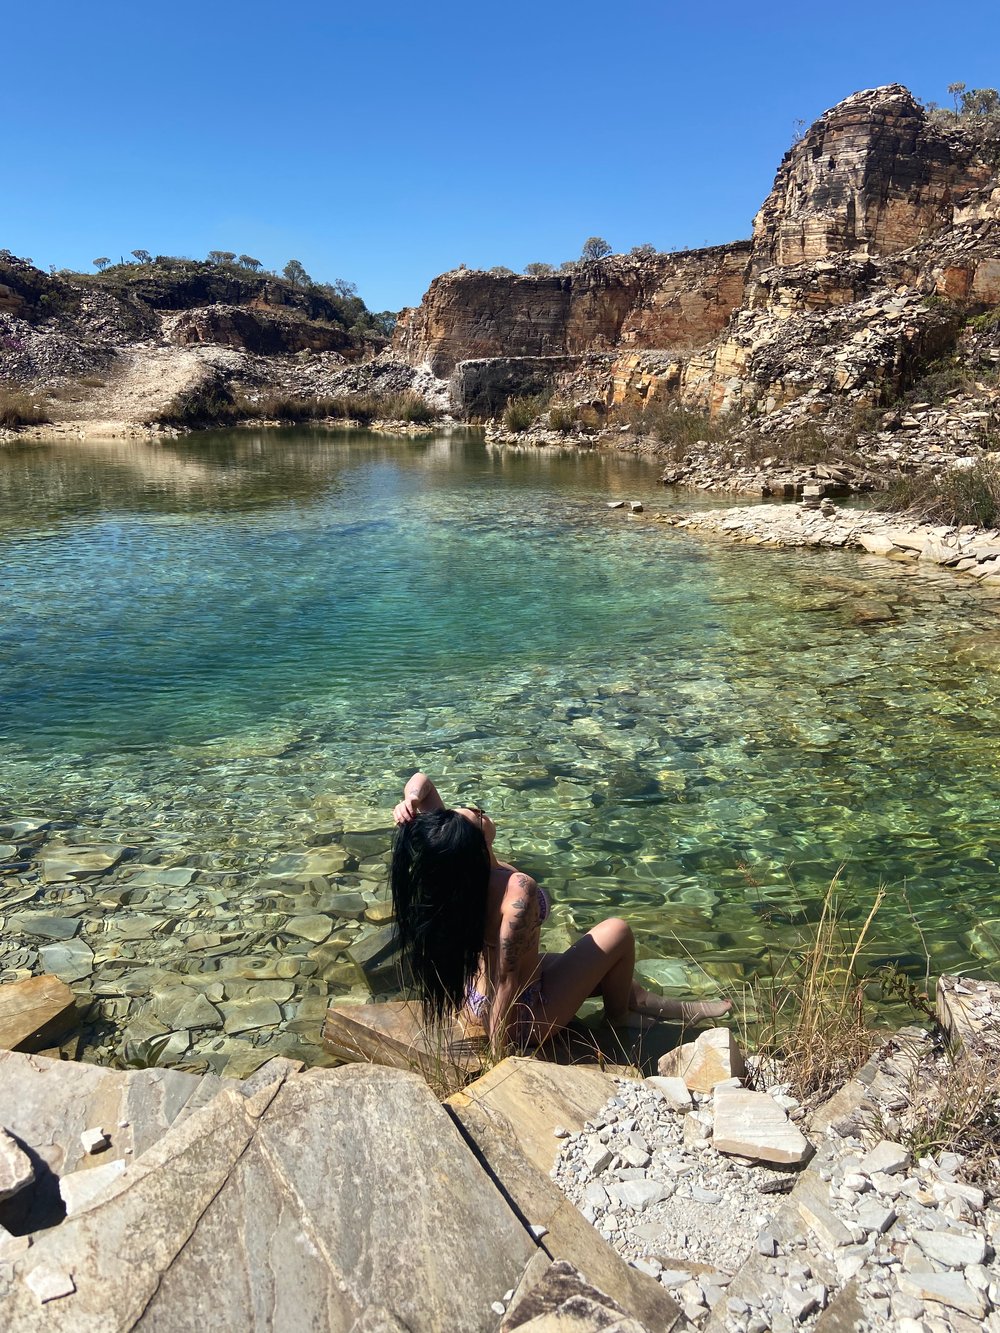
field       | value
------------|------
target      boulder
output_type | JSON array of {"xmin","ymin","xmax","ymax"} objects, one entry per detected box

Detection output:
[{"xmin": 656, "ymin": 1027, "xmax": 746, "ymax": 1093}]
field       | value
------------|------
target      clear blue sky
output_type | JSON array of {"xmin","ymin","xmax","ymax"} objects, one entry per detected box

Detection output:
[{"xmin": 5, "ymin": 1, "xmax": 998, "ymax": 313}]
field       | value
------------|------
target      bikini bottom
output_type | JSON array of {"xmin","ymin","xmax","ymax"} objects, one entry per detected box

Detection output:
[{"xmin": 465, "ymin": 980, "xmax": 543, "ymax": 1024}]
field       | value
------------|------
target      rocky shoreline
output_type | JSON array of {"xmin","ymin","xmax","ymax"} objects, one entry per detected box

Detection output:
[{"xmin": 0, "ymin": 976, "xmax": 995, "ymax": 1331}]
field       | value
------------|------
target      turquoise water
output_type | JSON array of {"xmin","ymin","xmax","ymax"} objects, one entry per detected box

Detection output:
[{"xmin": 2, "ymin": 428, "xmax": 1000, "ymax": 1011}]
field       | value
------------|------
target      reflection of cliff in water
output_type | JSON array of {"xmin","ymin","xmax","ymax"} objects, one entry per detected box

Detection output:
[{"xmin": 0, "ymin": 428, "xmax": 482, "ymax": 532}]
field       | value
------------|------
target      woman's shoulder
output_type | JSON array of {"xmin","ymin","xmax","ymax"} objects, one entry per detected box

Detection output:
[{"xmin": 493, "ymin": 866, "xmax": 538, "ymax": 906}]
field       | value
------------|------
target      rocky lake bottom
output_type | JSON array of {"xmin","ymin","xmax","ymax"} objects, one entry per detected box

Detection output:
[{"xmin": 2, "ymin": 429, "xmax": 999, "ymax": 1072}]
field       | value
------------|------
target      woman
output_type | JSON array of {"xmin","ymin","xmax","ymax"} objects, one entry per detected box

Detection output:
[{"xmin": 391, "ymin": 771, "xmax": 730, "ymax": 1049}]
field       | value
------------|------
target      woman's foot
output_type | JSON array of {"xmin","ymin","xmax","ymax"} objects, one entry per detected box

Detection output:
[{"xmin": 632, "ymin": 990, "xmax": 732, "ymax": 1024}]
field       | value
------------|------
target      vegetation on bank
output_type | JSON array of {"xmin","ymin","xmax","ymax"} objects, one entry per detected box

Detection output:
[
  {"xmin": 0, "ymin": 383, "xmax": 49, "ymax": 428},
  {"xmin": 154, "ymin": 385, "xmax": 439, "ymax": 429},
  {"xmin": 876, "ymin": 453, "xmax": 1000, "ymax": 528}
]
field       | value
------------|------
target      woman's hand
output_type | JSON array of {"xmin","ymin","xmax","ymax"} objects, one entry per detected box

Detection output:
[{"xmin": 393, "ymin": 797, "xmax": 421, "ymax": 825}]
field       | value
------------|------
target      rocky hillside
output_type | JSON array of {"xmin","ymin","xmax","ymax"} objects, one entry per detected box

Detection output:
[
  {"xmin": 393, "ymin": 84, "xmax": 1000, "ymax": 481},
  {"xmin": 0, "ymin": 254, "xmax": 431, "ymax": 435}
]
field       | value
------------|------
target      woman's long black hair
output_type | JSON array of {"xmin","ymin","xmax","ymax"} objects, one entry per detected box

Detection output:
[{"xmin": 390, "ymin": 809, "xmax": 490, "ymax": 1024}]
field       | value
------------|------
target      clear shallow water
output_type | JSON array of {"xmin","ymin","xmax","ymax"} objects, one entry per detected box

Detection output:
[{"xmin": 2, "ymin": 428, "xmax": 999, "ymax": 1023}]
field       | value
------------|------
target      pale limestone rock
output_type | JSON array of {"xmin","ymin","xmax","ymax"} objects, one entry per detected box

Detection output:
[
  {"xmin": 897, "ymin": 1272, "xmax": 986, "ymax": 1318},
  {"xmin": 859, "ymin": 1138, "xmax": 911, "ymax": 1176},
  {"xmin": 0, "ymin": 1126, "xmax": 34, "ymax": 1201},
  {"xmin": 858, "ymin": 532, "xmax": 898, "ymax": 556},
  {"xmin": 644, "ymin": 1076, "xmax": 692, "ymax": 1110},
  {"xmin": 913, "ymin": 1228, "xmax": 988, "ymax": 1268},
  {"xmin": 150, "ymin": 989, "xmax": 221, "ymax": 1031},
  {"xmin": 656, "ymin": 1027, "xmax": 746, "ymax": 1093},
  {"xmin": 39, "ymin": 845, "xmax": 125, "ymax": 882},
  {"xmin": 3, "ymin": 1066, "xmax": 540, "ymax": 1332},
  {"xmin": 219, "ymin": 997, "xmax": 282, "ymax": 1034},
  {"xmin": 283, "ymin": 914, "xmax": 333, "ymax": 942},
  {"xmin": 711, "ymin": 1089, "xmax": 812, "ymax": 1165},
  {"xmin": 59, "ymin": 1159, "xmax": 127, "ymax": 1215},
  {"xmin": 80, "ymin": 1127, "xmax": 109, "ymax": 1154}
]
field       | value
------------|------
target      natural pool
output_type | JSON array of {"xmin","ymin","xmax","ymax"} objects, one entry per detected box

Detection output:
[{"xmin": 1, "ymin": 428, "xmax": 999, "ymax": 1069}]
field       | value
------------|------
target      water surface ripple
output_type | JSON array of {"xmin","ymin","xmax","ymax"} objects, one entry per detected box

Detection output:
[{"xmin": 2, "ymin": 429, "xmax": 998, "ymax": 1044}]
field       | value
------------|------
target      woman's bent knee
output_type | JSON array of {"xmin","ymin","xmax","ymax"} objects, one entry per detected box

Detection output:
[{"xmin": 594, "ymin": 917, "xmax": 633, "ymax": 948}]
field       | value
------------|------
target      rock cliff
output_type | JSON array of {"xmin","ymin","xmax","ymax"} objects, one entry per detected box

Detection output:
[
  {"xmin": 751, "ymin": 85, "xmax": 993, "ymax": 268},
  {"xmin": 393, "ymin": 84, "xmax": 1000, "ymax": 433},
  {"xmin": 393, "ymin": 244, "xmax": 750, "ymax": 377}
]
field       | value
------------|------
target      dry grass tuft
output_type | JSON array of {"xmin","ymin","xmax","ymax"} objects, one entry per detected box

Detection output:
[
  {"xmin": 896, "ymin": 1043, "xmax": 1000, "ymax": 1184},
  {"xmin": 0, "ymin": 383, "xmax": 49, "ymax": 428},
  {"xmin": 736, "ymin": 878, "xmax": 886, "ymax": 1102}
]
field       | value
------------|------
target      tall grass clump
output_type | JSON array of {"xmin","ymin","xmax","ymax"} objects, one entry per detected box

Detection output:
[
  {"xmin": 876, "ymin": 453, "xmax": 1000, "ymax": 528},
  {"xmin": 502, "ymin": 395, "xmax": 544, "ymax": 432},
  {"xmin": 377, "ymin": 390, "xmax": 439, "ymax": 423},
  {"xmin": 548, "ymin": 405, "xmax": 578, "ymax": 433},
  {"xmin": 736, "ymin": 878, "xmax": 886, "ymax": 1101},
  {"xmin": 0, "ymin": 384, "xmax": 49, "ymax": 428}
]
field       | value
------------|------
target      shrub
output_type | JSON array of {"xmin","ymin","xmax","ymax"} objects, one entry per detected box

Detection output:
[
  {"xmin": 548, "ymin": 405, "xmax": 577, "ymax": 433},
  {"xmin": 502, "ymin": 395, "xmax": 544, "ymax": 432},
  {"xmin": 0, "ymin": 384, "xmax": 49, "ymax": 428},
  {"xmin": 154, "ymin": 384, "xmax": 240, "ymax": 427},
  {"xmin": 898, "ymin": 356, "xmax": 974, "ymax": 407},
  {"xmin": 876, "ymin": 454, "xmax": 1000, "ymax": 527}
]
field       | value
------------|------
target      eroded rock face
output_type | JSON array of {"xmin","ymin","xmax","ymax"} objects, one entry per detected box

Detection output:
[
  {"xmin": 752, "ymin": 85, "xmax": 993, "ymax": 268},
  {"xmin": 393, "ymin": 246, "xmax": 750, "ymax": 377},
  {"xmin": 167, "ymin": 305, "xmax": 355, "ymax": 357}
]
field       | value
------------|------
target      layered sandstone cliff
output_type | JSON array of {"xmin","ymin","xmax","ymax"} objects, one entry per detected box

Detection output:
[
  {"xmin": 393, "ymin": 244, "xmax": 750, "ymax": 378},
  {"xmin": 751, "ymin": 85, "xmax": 993, "ymax": 268},
  {"xmin": 393, "ymin": 85, "xmax": 1000, "ymax": 426}
]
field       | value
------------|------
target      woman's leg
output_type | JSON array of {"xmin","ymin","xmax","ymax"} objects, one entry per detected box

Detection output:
[
  {"xmin": 532, "ymin": 918, "xmax": 730, "ymax": 1042},
  {"xmin": 532, "ymin": 918, "xmax": 637, "ymax": 1040}
]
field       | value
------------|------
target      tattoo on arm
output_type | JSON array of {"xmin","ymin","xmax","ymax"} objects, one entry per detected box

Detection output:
[{"xmin": 499, "ymin": 877, "xmax": 539, "ymax": 979}]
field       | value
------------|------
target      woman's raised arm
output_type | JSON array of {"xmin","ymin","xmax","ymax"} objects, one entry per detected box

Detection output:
[{"xmin": 393, "ymin": 771, "xmax": 445, "ymax": 825}]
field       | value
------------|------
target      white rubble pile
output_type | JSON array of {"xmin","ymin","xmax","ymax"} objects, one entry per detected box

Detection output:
[{"xmin": 549, "ymin": 1034, "xmax": 998, "ymax": 1333}]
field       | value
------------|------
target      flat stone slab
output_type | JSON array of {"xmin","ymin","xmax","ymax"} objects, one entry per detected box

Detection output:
[
  {"xmin": 0, "ymin": 1050, "xmax": 212, "ymax": 1182},
  {"xmin": 1, "ymin": 1065, "xmax": 539, "ymax": 1331},
  {"xmin": 7, "ymin": 913, "xmax": 81, "ymax": 941},
  {"xmin": 0, "ymin": 976, "xmax": 78, "ymax": 1053},
  {"xmin": 712, "ymin": 1089, "xmax": 813, "ymax": 1165},
  {"xmin": 37, "ymin": 939, "xmax": 94, "ymax": 983},
  {"xmin": 449, "ymin": 1058, "xmax": 622, "ymax": 1177},
  {"xmin": 39, "ymin": 845, "xmax": 126, "ymax": 882},
  {"xmin": 451, "ymin": 1088, "xmax": 682, "ymax": 1333}
]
